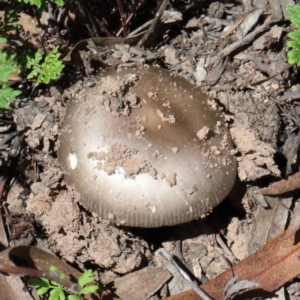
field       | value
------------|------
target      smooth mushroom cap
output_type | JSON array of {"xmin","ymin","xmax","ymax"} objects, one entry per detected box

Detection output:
[{"xmin": 58, "ymin": 66, "xmax": 237, "ymax": 227}]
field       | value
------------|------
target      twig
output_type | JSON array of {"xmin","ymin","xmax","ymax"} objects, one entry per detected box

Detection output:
[
  {"xmin": 2, "ymin": 205, "xmax": 12, "ymax": 241},
  {"xmin": 127, "ymin": 20, "xmax": 151, "ymax": 37},
  {"xmin": 116, "ymin": 13, "xmax": 133, "ymax": 37},
  {"xmin": 250, "ymin": 64, "xmax": 292, "ymax": 86},
  {"xmin": 116, "ymin": 0, "xmax": 128, "ymax": 36},
  {"xmin": 158, "ymin": 248, "xmax": 213, "ymax": 300},
  {"xmin": 216, "ymin": 234, "xmax": 236, "ymax": 260},
  {"xmin": 219, "ymin": 18, "xmax": 276, "ymax": 57},
  {"xmin": 116, "ymin": 0, "xmax": 147, "ymax": 37},
  {"xmin": 136, "ymin": 0, "xmax": 169, "ymax": 47}
]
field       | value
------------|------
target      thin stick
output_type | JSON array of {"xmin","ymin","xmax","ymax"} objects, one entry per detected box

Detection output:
[
  {"xmin": 136, "ymin": 0, "xmax": 169, "ymax": 47},
  {"xmin": 250, "ymin": 64, "xmax": 292, "ymax": 86},
  {"xmin": 127, "ymin": 20, "xmax": 151, "ymax": 37},
  {"xmin": 158, "ymin": 249, "xmax": 213, "ymax": 300},
  {"xmin": 116, "ymin": 0, "xmax": 128, "ymax": 36},
  {"xmin": 116, "ymin": 13, "xmax": 133, "ymax": 37},
  {"xmin": 116, "ymin": 0, "xmax": 147, "ymax": 37},
  {"xmin": 219, "ymin": 19, "xmax": 277, "ymax": 57}
]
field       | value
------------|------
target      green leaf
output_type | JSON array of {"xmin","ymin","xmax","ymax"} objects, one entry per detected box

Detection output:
[
  {"xmin": 0, "ymin": 85, "xmax": 20, "ymax": 109},
  {"xmin": 80, "ymin": 285, "xmax": 99, "ymax": 295},
  {"xmin": 285, "ymin": 4, "xmax": 300, "ymax": 30},
  {"xmin": 51, "ymin": 280, "xmax": 62, "ymax": 287},
  {"xmin": 0, "ymin": 51, "xmax": 19, "ymax": 83},
  {"xmin": 43, "ymin": 72, "xmax": 50, "ymax": 84},
  {"xmin": 6, "ymin": 9, "xmax": 21, "ymax": 23},
  {"xmin": 54, "ymin": 0, "xmax": 64, "ymax": 6},
  {"xmin": 27, "ymin": 278, "xmax": 49, "ymax": 288},
  {"xmin": 285, "ymin": 4, "xmax": 300, "ymax": 20},
  {"xmin": 18, "ymin": 0, "xmax": 41, "ymax": 8},
  {"xmin": 68, "ymin": 296, "xmax": 80, "ymax": 300},
  {"xmin": 285, "ymin": 3, "xmax": 300, "ymax": 66},
  {"xmin": 37, "ymin": 287, "xmax": 50, "ymax": 295},
  {"xmin": 28, "ymin": 278, "xmax": 50, "ymax": 296},
  {"xmin": 287, "ymin": 49, "xmax": 300, "ymax": 66},
  {"xmin": 78, "ymin": 269, "xmax": 94, "ymax": 287},
  {"xmin": 286, "ymin": 41, "xmax": 300, "ymax": 50},
  {"xmin": 49, "ymin": 265, "xmax": 59, "ymax": 272},
  {"xmin": 26, "ymin": 46, "xmax": 64, "ymax": 86},
  {"xmin": 58, "ymin": 288, "xmax": 66, "ymax": 300},
  {"xmin": 0, "ymin": 64, "xmax": 16, "ymax": 82},
  {"xmin": 287, "ymin": 31, "xmax": 300, "ymax": 42},
  {"xmin": 49, "ymin": 288, "xmax": 65, "ymax": 300},
  {"xmin": 0, "ymin": 37, "xmax": 7, "ymax": 43}
]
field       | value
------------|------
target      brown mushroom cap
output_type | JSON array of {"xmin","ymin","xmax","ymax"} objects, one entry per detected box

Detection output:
[{"xmin": 58, "ymin": 66, "xmax": 236, "ymax": 227}]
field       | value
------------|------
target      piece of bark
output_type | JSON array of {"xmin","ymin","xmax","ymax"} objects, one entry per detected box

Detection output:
[
  {"xmin": 239, "ymin": 9, "xmax": 264, "ymax": 37},
  {"xmin": 205, "ymin": 57, "xmax": 228, "ymax": 86},
  {"xmin": 252, "ymin": 0, "xmax": 268, "ymax": 9},
  {"xmin": 0, "ymin": 274, "xmax": 34, "ymax": 300},
  {"xmin": 282, "ymin": 132, "xmax": 300, "ymax": 176},
  {"xmin": 248, "ymin": 196, "xmax": 292, "ymax": 254},
  {"xmin": 242, "ymin": 0, "xmax": 252, "ymax": 11},
  {"xmin": 269, "ymin": 0, "xmax": 283, "ymax": 20},
  {"xmin": 164, "ymin": 228, "xmax": 300, "ymax": 300},
  {"xmin": 112, "ymin": 266, "xmax": 171, "ymax": 300},
  {"xmin": 280, "ymin": 91, "xmax": 300, "ymax": 102},
  {"xmin": 251, "ymin": 186, "xmax": 269, "ymax": 208},
  {"xmin": 288, "ymin": 201, "xmax": 300, "ymax": 233},
  {"xmin": 256, "ymin": 171, "xmax": 300, "ymax": 196},
  {"xmin": 253, "ymin": 25, "xmax": 283, "ymax": 50},
  {"xmin": 220, "ymin": 12, "xmax": 250, "ymax": 39}
]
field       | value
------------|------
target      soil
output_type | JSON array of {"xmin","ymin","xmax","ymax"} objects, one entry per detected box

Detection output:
[{"xmin": 1, "ymin": 1, "xmax": 300, "ymax": 299}]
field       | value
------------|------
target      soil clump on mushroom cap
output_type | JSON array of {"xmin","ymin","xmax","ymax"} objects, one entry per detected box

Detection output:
[{"xmin": 57, "ymin": 66, "xmax": 237, "ymax": 227}]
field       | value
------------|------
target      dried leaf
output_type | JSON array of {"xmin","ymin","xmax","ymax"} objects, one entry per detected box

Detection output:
[
  {"xmin": 164, "ymin": 228, "xmax": 300, "ymax": 300},
  {"xmin": 0, "ymin": 246, "xmax": 100, "ymax": 300},
  {"xmin": 248, "ymin": 196, "xmax": 292, "ymax": 255},
  {"xmin": 239, "ymin": 9, "xmax": 264, "ymax": 37},
  {"xmin": 223, "ymin": 276, "xmax": 259, "ymax": 300},
  {"xmin": 256, "ymin": 171, "xmax": 300, "ymax": 196},
  {"xmin": 113, "ymin": 266, "xmax": 171, "ymax": 300},
  {"xmin": 269, "ymin": 0, "xmax": 283, "ymax": 20},
  {"xmin": 0, "ymin": 206, "xmax": 31, "ymax": 300},
  {"xmin": 220, "ymin": 12, "xmax": 250, "ymax": 39}
]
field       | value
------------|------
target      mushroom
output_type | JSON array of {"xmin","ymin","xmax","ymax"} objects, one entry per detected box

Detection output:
[{"xmin": 58, "ymin": 66, "xmax": 236, "ymax": 227}]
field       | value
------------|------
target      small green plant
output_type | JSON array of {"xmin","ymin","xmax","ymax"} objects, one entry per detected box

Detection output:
[
  {"xmin": 0, "ymin": 51, "xmax": 22, "ymax": 109},
  {"xmin": 27, "ymin": 46, "xmax": 65, "ymax": 86},
  {"xmin": 0, "ymin": 7, "xmax": 22, "ymax": 43},
  {"xmin": 28, "ymin": 266, "xmax": 99, "ymax": 300},
  {"xmin": 285, "ymin": 3, "xmax": 300, "ymax": 66},
  {"xmin": 18, "ymin": 0, "xmax": 64, "ymax": 9},
  {"xmin": 0, "ymin": 0, "xmax": 65, "ymax": 109}
]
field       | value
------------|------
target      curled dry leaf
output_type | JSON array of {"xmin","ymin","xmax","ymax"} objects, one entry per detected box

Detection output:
[
  {"xmin": 112, "ymin": 266, "xmax": 171, "ymax": 300},
  {"xmin": 164, "ymin": 228, "xmax": 300, "ymax": 300},
  {"xmin": 0, "ymin": 246, "xmax": 101, "ymax": 300},
  {"xmin": 256, "ymin": 171, "xmax": 300, "ymax": 196},
  {"xmin": 223, "ymin": 276, "xmax": 259, "ymax": 300}
]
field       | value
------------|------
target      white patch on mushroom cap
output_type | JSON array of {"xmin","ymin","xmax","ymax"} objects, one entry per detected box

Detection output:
[
  {"xmin": 148, "ymin": 205, "xmax": 156, "ymax": 213},
  {"xmin": 68, "ymin": 153, "xmax": 78, "ymax": 170}
]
